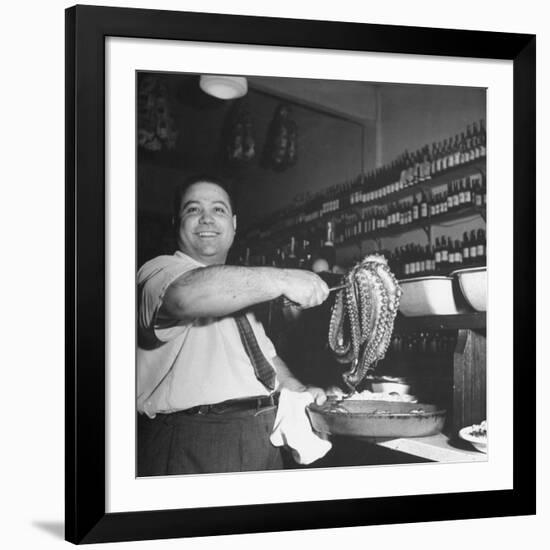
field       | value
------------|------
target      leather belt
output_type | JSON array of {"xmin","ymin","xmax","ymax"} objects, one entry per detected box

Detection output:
[{"xmin": 180, "ymin": 393, "xmax": 280, "ymax": 416}]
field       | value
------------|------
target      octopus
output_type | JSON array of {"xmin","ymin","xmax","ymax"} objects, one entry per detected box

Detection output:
[{"xmin": 328, "ymin": 254, "xmax": 402, "ymax": 392}]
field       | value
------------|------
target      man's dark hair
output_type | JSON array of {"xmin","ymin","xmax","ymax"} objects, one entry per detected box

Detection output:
[{"xmin": 172, "ymin": 174, "xmax": 235, "ymax": 223}]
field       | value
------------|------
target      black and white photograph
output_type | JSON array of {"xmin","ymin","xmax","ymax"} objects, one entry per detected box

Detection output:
[
  {"xmin": 136, "ymin": 71, "xmax": 488, "ymax": 477},
  {"xmin": 57, "ymin": 3, "xmax": 538, "ymax": 545}
]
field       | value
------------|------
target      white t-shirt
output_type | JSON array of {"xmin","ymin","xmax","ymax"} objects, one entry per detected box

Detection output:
[{"xmin": 137, "ymin": 251, "xmax": 278, "ymax": 418}]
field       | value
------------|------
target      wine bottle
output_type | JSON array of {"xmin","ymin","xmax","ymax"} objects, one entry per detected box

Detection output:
[
  {"xmin": 447, "ymin": 182, "xmax": 455, "ymax": 212},
  {"xmin": 469, "ymin": 229, "xmax": 478, "ymax": 262},
  {"xmin": 440, "ymin": 236, "xmax": 449, "ymax": 272},
  {"xmin": 423, "ymin": 145, "xmax": 432, "ymax": 181},
  {"xmin": 462, "ymin": 232, "xmax": 470, "ymax": 265},
  {"xmin": 477, "ymin": 229, "xmax": 486, "ymax": 264},
  {"xmin": 319, "ymin": 222, "xmax": 336, "ymax": 268},
  {"xmin": 454, "ymin": 239, "xmax": 463, "ymax": 266},
  {"xmin": 434, "ymin": 237, "xmax": 442, "ymax": 271},
  {"xmin": 420, "ymin": 191, "xmax": 428, "ymax": 219}
]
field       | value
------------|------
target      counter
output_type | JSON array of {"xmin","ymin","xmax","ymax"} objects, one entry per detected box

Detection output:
[{"xmin": 367, "ymin": 433, "xmax": 486, "ymax": 462}]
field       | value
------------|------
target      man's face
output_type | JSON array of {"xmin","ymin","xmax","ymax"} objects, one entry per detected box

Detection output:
[{"xmin": 176, "ymin": 181, "xmax": 236, "ymax": 265}]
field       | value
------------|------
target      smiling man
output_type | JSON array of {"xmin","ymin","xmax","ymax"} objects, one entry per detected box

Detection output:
[{"xmin": 137, "ymin": 175, "xmax": 330, "ymax": 475}]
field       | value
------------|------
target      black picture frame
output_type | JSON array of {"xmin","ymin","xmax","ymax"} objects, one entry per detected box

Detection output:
[{"xmin": 65, "ymin": 4, "xmax": 536, "ymax": 544}]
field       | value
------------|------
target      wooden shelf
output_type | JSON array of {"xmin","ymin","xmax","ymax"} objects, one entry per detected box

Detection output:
[
  {"xmin": 337, "ymin": 204, "xmax": 485, "ymax": 247},
  {"xmin": 394, "ymin": 312, "xmax": 486, "ymax": 332},
  {"xmin": 242, "ymin": 157, "xmax": 486, "ymax": 251}
]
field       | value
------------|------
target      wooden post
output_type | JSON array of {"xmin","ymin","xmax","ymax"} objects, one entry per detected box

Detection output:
[{"xmin": 452, "ymin": 328, "xmax": 487, "ymax": 435}]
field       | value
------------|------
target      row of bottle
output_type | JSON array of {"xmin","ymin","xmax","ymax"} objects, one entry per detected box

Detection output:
[
  {"xmin": 337, "ymin": 174, "xmax": 485, "ymax": 240},
  {"xmin": 385, "ymin": 230, "xmax": 487, "ymax": 278},
  {"xmin": 238, "ymin": 222, "xmax": 486, "ymax": 279},
  {"xmin": 389, "ymin": 331, "xmax": 458, "ymax": 354},
  {"xmin": 248, "ymin": 119, "xmax": 487, "ymax": 240},
  {"xmin": 348, "ymin": 119, "xmax": 486, "ymax": 205}
]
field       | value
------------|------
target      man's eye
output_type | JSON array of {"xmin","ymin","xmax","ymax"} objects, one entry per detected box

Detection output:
[
  {"xmin": 185, "ymin": 206, "xmax": 199, "ymax": 214},
  {"xmin": 214, "ymin": 206, "xmax": 227, "ymax": 214}
]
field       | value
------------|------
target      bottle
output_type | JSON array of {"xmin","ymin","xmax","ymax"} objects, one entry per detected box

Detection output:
[
  {"xmin": 458, "ymin": 178, "xmax": 466, "ymax": 206},
  {"xmin": 472, "ymin": 122, "xmax": 481, "ymax": 159},
  {"xmin": 441, "ymin": 190, "xmax": 448, "ymax": 214},
  {"xmin": 458, "ymin": 132, "xmax": 467, "ymax": 164},
  {"xmin": 453, "ymin": 135, "xmax": 461, "ymax": 166},
  {"xmin": 454, "ymin": 239, "xmax": 463, "ymax": 266},
  {"xmin": 434, "ymin": 237, "xmax": 442, "ymax": 271},
  {"xmin": 440, "ymin": 139, "xmax": 448, "ymax": 172},
  {"xmin": 449, "ymin": 239, "xmax": 456, "ymax": 271},
  {"xmin": 412, "ymin": 195, "xmax": 420, "ymax": 221},
  {"xmin": 319, "ymin": 222, "xmax": 336, "ymax": 268},
  {"xmin": 464, "ymin": 176, "xmax": 473, "ymax": 205},
  {"xmin": 440, "ymin": 236, "xmax": 449, "ymax": 272},
  {"xmin": 474, "ymin": 176, "xmax": 484, "ymax": 208},
  {"xmin": 447, "ymin": 182, "xmax": 455, "ymax": 212},
  {"xmin": 431, "ymin": 143, "xmax": 438, "ymax": 175},
  {"xmin": 420, "ymin": 191, "xmax": 428, "ymax": 219},
  {"xmin": 423, "ymin": 146, "xmax": 432, "ymax": 181},
  {"xmin": 469, "ymin": 229, "xmax": 478, "ymax": 262},
  {"xmin": 435, "ymin": 142, "xmax": 443, "ymax": 174},
  {"xmin": 462, "ymin": 232, "xmax": 470, "ymax": 265},
  {"xmin": 414, "ymin": 151, "xmax": 422, "ymax": 184},
  {"xmin": 476, "ymin": 229, "xmax": 486, "ymax": 264},
  {"xmin": 447, "ymin": 138, "xmax": 455, "ymax": 169}
]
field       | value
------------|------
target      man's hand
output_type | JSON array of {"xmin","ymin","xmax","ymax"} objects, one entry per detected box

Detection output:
[
  {"xmin": 304, "ymin": 385, "xmax": 328, "ymax": 406},
  {"xmin": 280, "ymin": 269, "xmax": 330, "ymax": 309}
]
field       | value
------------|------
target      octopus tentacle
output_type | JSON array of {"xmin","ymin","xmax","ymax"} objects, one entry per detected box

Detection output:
[{"xmin": 328, "ymin": 254, "xmax": 402, "ymax": 392}]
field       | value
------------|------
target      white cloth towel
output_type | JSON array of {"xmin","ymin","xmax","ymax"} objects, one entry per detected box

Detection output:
[{"xmin": 270, "ymin": 388, "xmax": 332, "ymax": 465}]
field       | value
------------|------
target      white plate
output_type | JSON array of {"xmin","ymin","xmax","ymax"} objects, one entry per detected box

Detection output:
[{"xmin": 459, "ymin": 426, "xmax": 488, "ymax": 453}]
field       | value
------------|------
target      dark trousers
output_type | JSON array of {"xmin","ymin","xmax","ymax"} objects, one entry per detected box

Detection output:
[{"xmin": 137, "ymin": 406, "xmax": 284, "ymax": 476}]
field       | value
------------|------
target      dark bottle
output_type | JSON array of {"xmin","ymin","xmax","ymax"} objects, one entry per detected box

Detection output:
[
  {"xmin": 434, "ymin": 237, "xmax": 442, "ymax": 271},
  {"xmin": 471, "ymin": 122, "xmax": 480, "ymax": 159},
  {"xmin": 423, "ymin": 146, "xmax": 432, "ymax": 181},
  {"xmin": 440, "ymin": 139, "xmax": 449, "ymax": 172},
  {"xmin": 447, "ymin": 182, "xmax": 455, "ymax": 212},
  {"xmin": 453, "ymin": 135, "xmax": 462, "ymax": 166},
  {"xmin": 464, "ymin": 176, "xmax": 473, "ymax": 205},
  {"xmin": 448, "ymin": 239, "xmax": 456, "ymax": 268},
  {"xmin": 319, "ymin": 222, "xmax": 336, "ymax": 268},
  {"xmin": 454, "ymin": 239, "xmax": 463, "ymax": 266},
  {"xmin": 412, "ymin": 195, "xmax": 420, "ymax": 221},
  {"xmin": 441, "ymin": 190, "xmax": 448, "ymax": 214},
  {"xmin": 440, "ymin": 236, "xmax": 449, "ymax": 272},
  {"xmin": 458, "ymin": 178, "xmax": 466, "ymax": 206},
  {"xmin": 476, "ymin": 229, "xmax": 486, "ymax": 264},
  {"xmin": 431, "ymin": 143, "xmax": 439, "ymax": 175},
  {"xmin": 420, "ymin": 191, "xmax": 428, "ymax": 219},
  {"xmin": 462, "ymin": 232, "xmax": 470, "ymax": 265},
  {"xmin": 469, "ymin": 229, "xmax": 478, "ymax": 262}
]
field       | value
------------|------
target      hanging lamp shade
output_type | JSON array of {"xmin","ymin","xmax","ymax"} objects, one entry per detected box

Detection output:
[{"xmin": 199, "ymin": 75, "xmax": 248, "ymax": 100}]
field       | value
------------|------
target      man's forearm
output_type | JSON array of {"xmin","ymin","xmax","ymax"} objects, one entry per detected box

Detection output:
[{"xmin": 162, "ymin": 265, "xmax": 287, "ymax": 319}]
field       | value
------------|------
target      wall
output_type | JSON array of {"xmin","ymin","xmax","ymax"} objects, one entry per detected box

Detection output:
[
  {"xmin": 137, "ymin": 73, "xmax": 376, "ymax": 263},
  {"xmin": 379, "ymin": 83, "xmax": 486, "ymax": 164}
]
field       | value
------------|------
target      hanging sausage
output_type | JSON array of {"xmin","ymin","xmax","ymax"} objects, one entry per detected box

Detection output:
[{"xmin": 262, "ymin": 103, "xmax": 298, "ymax": 171}]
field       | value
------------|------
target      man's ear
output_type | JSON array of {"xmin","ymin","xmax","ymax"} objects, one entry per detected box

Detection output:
[{"xmin": 232, "ymin": 215, "xmax": 237, "ymax": 231}]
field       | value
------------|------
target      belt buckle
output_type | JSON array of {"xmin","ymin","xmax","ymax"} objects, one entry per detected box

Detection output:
[{"xmin": 196, "ymin": 404, "xmax": 211, "ymax": 415}]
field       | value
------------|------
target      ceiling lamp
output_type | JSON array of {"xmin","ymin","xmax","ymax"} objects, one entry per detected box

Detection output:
[{"xmin": 199, "ymin": 75, "xmax": 248, "ymax": 100}]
